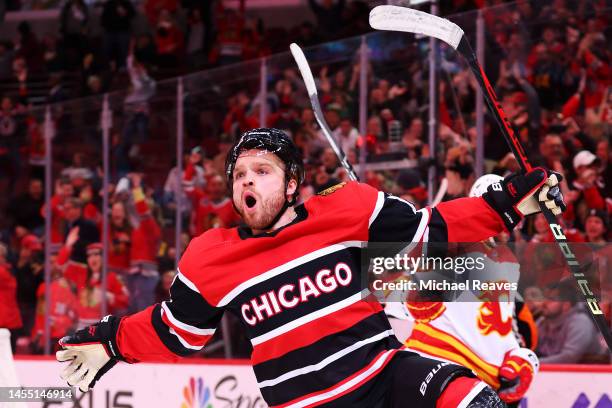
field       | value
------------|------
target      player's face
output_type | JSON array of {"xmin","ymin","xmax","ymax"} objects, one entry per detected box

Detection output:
[{"xmin": 232, "ymin": 149, "xmax": 296, "ymax": 231}]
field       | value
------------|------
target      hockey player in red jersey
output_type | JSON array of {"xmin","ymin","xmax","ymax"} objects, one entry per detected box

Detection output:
[{"xmin": 57, "ymin": 128, "xmax": 565, "ymax": 408}]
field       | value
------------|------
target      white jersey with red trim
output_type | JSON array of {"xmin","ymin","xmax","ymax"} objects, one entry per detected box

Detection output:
[{"xmin": 394, "ymin": 243, "xmax": 522, "ymax": 389}]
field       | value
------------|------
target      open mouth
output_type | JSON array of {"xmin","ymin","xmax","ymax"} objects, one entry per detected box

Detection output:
[{"xmin": 244, "ymin": 193, "xmax": 257, "ymax": 209}]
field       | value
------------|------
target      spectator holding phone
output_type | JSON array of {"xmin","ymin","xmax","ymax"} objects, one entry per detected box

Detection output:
[{"xmin": 115, "ymin": 173, "xmax": 161, "ymax": 312}]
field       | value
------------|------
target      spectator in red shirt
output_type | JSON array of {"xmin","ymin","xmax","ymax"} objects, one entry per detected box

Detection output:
[
  {"xmin": 223, "ymin": 91, "xmax": 258, "ymax": 139},
  {"xmin": 76, "ymin": 243, "xmax": 129, "ymax": 329},
  {"xmin": 80, "ymin": 183, "xmax": 102, "ymax": 227},
  {"xmin": 154, "ymin": 9, "xmax": 184, "ymax": 68},
  {"xmin": 30, "ymin": 265, "xmax": 78, "ymax": 354},
  {"xmin": 12, "ymin": 227, "xmax": 43, "ymax": 338},
  {"xmin": 25, "ymin": 114, "xmax": 45, "ymax": 179},
  {"xmin": 118, "ymin": 173, "xmax": 161, "ymax": 313},
  {"xmin": 41, "ymin": 177, "xmax": 73, "ymax": 253},
  {"xmin": 0, "ymin": 242, "xmax": 22, "ymax": 341},
  {"xmin": 143, "ymin": 0, "xmax": 178, "ymax": 27},
  {"xmin": 54, "ymin": 196, "xmax": 100, "ymax": 295},
  {"xmin": 184, "ymin": 158, "xmax": 240, "ymax": 236},
  {"xmin": 0, "ymin": 243, "xmax": 21, "ymax": 388},
  {"xmin": 566, "ymin": 150, "xmax": 606, "ymax": 229},
  {"xmin": 108, "ymin": 201, "xmax": 132, "ymax": 276},
  {"xmin": 210, "ymin": 0, "xmax": 245, "ymax": 66}
]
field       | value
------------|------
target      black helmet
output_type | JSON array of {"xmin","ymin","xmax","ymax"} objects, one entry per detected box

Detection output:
[{"xmin": 225, "ymin": 128, "xmax": 304, "ymax": 204}]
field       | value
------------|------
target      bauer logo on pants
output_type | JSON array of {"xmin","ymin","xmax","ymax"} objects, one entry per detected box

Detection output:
[{"xmin": 419, "ymin": 362, "xmax": 450, "ymax": 396}]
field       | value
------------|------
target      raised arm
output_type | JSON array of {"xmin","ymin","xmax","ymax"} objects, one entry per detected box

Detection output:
[
  {"xmin": 366, "ymin": 168, "xmax": 563, "ymax": 245},
  {"xmin": 56, "ymin": 237, "xmax": 223, "ymax": 391},
  {"xmin": 117, "ymin": 269, "xmax": 223, "ymax": 362}
]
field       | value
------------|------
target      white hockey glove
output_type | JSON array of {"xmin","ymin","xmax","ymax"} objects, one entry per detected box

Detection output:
[
  {"xmin": 498, "ymin": 347, "xmax": 540, "ymax": 403},
  {"xmin": 482, "ymin": 168, "xmax": 566, "ymax": 231},
  {"xmin": 56, "ymin": 315, "xmax": 124, "ymax": 392}
]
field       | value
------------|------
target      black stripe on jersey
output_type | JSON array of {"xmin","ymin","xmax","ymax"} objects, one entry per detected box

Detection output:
[
  {"xmin": 369, "ymin": 194, "xmax": 421, "ymax": 243},
  {"xmin": 167, "ymin": 273, "xmax": 223, "ymax": 329},
  {"xmin": 253, "ymin": 310, "xmax": 396, "ymax": 380},
  {"xmin": 151, "ymin": 304, "xmax": 198, "ymax": 357},
  {"xmin": 303, "ymin": 367, "xmax": 389, "ymax": 408},
  {"xmin": 368, "ymin": 194, "xmax": 424, "ymax": 261},
  {"xmin": 260, "ymin": 340, "xmax": 395, "ymax": 406},
  {"xmin": 253, "ymin": 312, "xmax": 401, "ymax": 405},
  {"xmin": 426, "ymin": 208, "xmax": 448, "ymax": 242},
  {"xmin": 231, "ymin": 246, "xmax": 363, "ymax": 339}
]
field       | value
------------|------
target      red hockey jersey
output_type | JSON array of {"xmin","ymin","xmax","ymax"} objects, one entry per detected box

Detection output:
[{"xmin": 116, "ymin": 181, "xmax": 505, "ymax": 407}]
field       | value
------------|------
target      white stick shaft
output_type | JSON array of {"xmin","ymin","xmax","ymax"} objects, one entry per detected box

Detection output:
[
  {"xmin": 431, "ymin": 177, "xmax": 448, "ymax": 206},
  {"xmin": 290, "ymin": 43, "xmax": 358, "ymax": 181}
]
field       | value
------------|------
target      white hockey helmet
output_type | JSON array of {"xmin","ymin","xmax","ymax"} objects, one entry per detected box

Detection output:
[{"xmin": 468, "ymin": 174, "xmax": 504, "ymax": 198}]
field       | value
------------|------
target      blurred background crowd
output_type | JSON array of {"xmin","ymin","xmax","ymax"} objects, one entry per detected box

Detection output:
[{"xmin": 0, "ymin": 0, "xmax": 610, "ymax": 363}]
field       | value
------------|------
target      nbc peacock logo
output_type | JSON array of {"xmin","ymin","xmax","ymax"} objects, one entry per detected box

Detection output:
[{"xmin": 181, "ymin": 376, "xmax": 212, "ymax": 408}]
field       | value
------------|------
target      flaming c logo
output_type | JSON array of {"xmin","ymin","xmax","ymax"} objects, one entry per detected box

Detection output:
[{"xmin": 476, "ymin": 286, "xmax": 512, "ymax": 336}]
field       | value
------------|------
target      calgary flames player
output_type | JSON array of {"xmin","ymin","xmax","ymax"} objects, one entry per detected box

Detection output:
[{"xmin": 399, "ymin": 174, "xmax": 540, "ymax": 407}]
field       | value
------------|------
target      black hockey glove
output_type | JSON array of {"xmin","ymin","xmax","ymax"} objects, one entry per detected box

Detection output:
[
  {"xmin": 482, "ymin": 168, "xmax": 566, "ymax": 231},
  {"xmin": 56, "ymin": 315, "xmax": 124, "ymax": 392}
]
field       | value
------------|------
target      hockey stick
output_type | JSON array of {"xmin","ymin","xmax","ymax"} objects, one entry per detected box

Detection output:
[
  {"xmin": 431, "ymin": 177, "xmax": 448, "ymax": 206},
  {"xmin": 369, "ymin": 5, "xmax": 612, "ymax": 351},
  {"xmin": 289, "ymin": 43, "xmax": 359, "ymax": 182}
]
